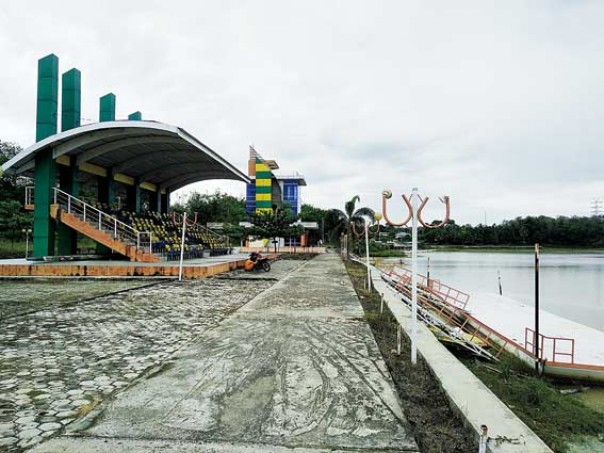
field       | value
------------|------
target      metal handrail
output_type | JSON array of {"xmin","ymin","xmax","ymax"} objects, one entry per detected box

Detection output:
[
  {"xmin": 52, "ymin": 188, "xmax": 152, "ymax": 253},
  {"xmin": 390, "ymin": 266, "xmax": 470, "ymax": 310},
  {"xmin": 525, "ymin": 327, "xmax": 575, "ymax": 364}
]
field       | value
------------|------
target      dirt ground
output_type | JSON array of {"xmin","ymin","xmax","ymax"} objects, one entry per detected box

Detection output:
[{"xmin": 346, "ymin": 261, "xmax": 478, "ymax": 453}]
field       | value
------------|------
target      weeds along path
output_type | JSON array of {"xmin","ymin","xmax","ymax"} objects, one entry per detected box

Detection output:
[{"xmin": 345, "ymin": 260, "xmax": 478, "ymax": 453}]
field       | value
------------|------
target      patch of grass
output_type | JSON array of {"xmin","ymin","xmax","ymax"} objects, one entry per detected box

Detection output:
[
  {"xmin": 462, "ymin": 356, "xmax": 604, "ymax": 452},
  {"xmin": 0, "ymin": 238, "xmax": 26, "ymax": 259},
  {"xmin": 369, "ymin": 249, "xmax": 408, "ymax": 258}
]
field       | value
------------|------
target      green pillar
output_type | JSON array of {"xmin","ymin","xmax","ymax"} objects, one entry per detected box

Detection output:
[
  {"xmin": 149, "ymin": 190, "xmax": 158, "ymax": 213},
  {"xmin": 126, "ymin": 184, "xmax": 136, "ymax": 212},
  {"xmin": 161, "ymin": 191, "xmax": 169, "ymax": 214},
  {"xmin": 61, "ymin": 68, "xmax": 81, "ymax": 131},
  {"xmin": 99, "ymin": 93, "xmax": 116, "ymax": 122},
  {"xmin": 57, "ymin": 162, "xmax": 78, "ymax": 255},
  {"xmin": 128, "ymin": 111, "xmax": 142, "ymax": 120},
  {"xmin": 36, "ymin": 54, "xmax": 59, "ymax": 142},
  {"xmin": 135, "ymin": 182, "xmax": 141, "ymax": 213},
  {"xmin": 33, "ymin": 54, "xmax": 59, "ymax": 258},
  {"xmin": 70, "ymin": 164, "xmax": 80, "ymax": 198},
  {"xmin": 33, "ymin": 151, "xmax": 56, "ymax": 258},
  {"xmin": 96, "ymin": 172, "xmax": 115, "ymax": 256},
  {"xmin": 97, "ymin": 172, "xmax": 115, "ymax": 209},
  {"xmin": 156, "ymin": 190, "xmax": 163, "ymax": 212},
  {"xmin": 57, "ymin": 68, "xmax": 81, "ymax": 255}
]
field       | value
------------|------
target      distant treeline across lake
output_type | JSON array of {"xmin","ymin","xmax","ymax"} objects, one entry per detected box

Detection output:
[{"xmin": 419, "ymin": 215, "xmax": 604, "ymax": 247}]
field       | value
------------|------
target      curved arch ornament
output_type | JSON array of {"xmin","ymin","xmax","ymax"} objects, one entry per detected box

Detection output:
[
  {"xmin": 350, "ymin": 212, "xmax": 383, "ymax": 289},
  {"xmin": 380, "ymin": 187, "xmax": 451, "ymax": 366},
  {"xmin": 350, "ymin": 214, "xmax": 381, "ymax": 240}
]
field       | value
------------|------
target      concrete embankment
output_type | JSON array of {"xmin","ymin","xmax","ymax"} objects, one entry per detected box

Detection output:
[{"xmin": 370, "ymin": 265, "xmax": 553, "ymax": 453}]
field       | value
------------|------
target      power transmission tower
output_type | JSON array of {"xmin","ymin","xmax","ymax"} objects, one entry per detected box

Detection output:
[{"xmin": 591, "ymin": 198, "xmax": 603, "ymax": 217}]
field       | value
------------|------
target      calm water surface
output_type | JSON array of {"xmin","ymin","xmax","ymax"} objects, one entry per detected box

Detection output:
[{"xmin": 394, "ymin": 252, "xmax": 604, "ymax": 333}]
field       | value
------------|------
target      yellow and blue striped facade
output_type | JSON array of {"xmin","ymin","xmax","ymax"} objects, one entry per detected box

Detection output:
[{"xmin": 254, "ymin": 158, "xmax": 273, "ymax": 213}]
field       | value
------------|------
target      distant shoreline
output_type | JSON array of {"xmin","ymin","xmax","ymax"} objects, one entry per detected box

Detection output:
[{"xmin": 421, "ymin": 245, "xmax": 604, "ymax": 254}]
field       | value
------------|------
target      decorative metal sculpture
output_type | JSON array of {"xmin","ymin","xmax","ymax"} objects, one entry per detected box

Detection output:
[
  {"xmin": 381, "ymin": 189, "xmax": 450, "ymax": 228},
  {"xmin": 381, "ymin": 187, "xmax": 451, "ymax": 365},
  {"xmin": 350, "ymin": 213, "xmax": 382, "ymax": 240},
  {"xmin": 349, "ymin": 213, "xmax": 383, "ymax": 289}
]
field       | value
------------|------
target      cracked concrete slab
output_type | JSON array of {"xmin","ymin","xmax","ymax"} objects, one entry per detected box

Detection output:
[{"xmin": 33, "ymin": 254, "xmax": 419, "ymax": 452}]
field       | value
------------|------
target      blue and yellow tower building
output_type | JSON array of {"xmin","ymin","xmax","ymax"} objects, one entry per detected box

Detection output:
[
  {"xmin": 245, "ymin": 146, "xmax": 306, "ymax": 215},
  {"xmin": 253, "ymin": 157, "xmax": 274, "ymax": 213}
]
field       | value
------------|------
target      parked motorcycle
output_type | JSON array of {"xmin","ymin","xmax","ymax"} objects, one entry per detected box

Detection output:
[{"xmin": 244, "ymin": 252, "xmax": 271, "ymax": 272}]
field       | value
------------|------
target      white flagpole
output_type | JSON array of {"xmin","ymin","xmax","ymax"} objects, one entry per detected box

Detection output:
[
  {"xmin": 411, "ymin": 187, "xmax": 419, "ymax": 365},
  {"xmin": 178, "ymin": 212, "xmax": 187, "ymax": 281}
]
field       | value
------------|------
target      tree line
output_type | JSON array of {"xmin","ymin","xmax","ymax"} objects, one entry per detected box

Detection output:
[{"xmin": 420, "ymin": 216, "xmax": 604, "ymax": 247}]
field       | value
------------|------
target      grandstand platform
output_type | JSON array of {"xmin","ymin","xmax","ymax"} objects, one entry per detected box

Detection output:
[{"xmin": 0, "ymin": 252, "xmax": 277, "ymax": 279}]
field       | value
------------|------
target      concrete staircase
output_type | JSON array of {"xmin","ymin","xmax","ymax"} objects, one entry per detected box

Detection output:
[{"xmin": 51, "ymin": 189, "xmax": 159, "ymax": 263}]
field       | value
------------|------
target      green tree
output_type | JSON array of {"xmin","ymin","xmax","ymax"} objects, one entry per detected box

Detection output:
[
  {"xmin": 330, "ymin": 195, "xmax": 375, "ymax": 259},
  {"xmin": 184, "ymin": 191, "xmax": 246, "ymax": 225},
  {"xmin": 0, "ymin": 200, "xmax": 32, "ymax": 242},
  {"xmin": 248, "ymin": 208, "xmax": 303, "ymax": 252},
  {"xmin": 0, "ymin": 140, "xmax": 26, "ymax": 203},
  {"xmin": 0, "ymin": 140, "xmax": 33, "ymax": 255},
  {"xmin": 299, "ymin": 203, "xmax": 330, "ymax": 245}
]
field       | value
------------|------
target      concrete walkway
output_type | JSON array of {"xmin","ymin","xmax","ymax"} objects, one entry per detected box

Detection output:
[{"xmin": 34, "ymin": 254, "xmax": 419, "ymax": 452}]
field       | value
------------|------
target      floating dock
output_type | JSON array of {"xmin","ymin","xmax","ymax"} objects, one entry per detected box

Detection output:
[{"xmin": 378, "ymin": 263, "xmax": 604, "ymax": 383}]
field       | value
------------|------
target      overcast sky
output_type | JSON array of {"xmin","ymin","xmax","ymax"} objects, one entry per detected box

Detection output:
[{"xmin": 1, "ymin": 1, "xmax": 604, "ymax": 225}]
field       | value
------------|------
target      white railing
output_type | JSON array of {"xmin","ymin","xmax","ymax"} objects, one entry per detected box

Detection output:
[
  {"xmin": 52, "ymin": 188, "xmax": 152, "ymax": 253},
  {"xmin": 25, "ymin": 186, "xmax": 35, "ymax": 206}
]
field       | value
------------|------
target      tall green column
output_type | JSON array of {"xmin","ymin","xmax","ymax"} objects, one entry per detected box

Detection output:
[
  {"xmin": 156, "ymin": 190, "xmax": 163, "ymax": 212},
  {"xmin": 57, "ymin": 162, "xmax": 78, "ymax": 255},
  {"xmin": 135, "ymin": 182, "xmax": 141, "ymax": 213},
  {"xmin": 57, "ymin": 70, "xmax": 81, "ymax": 255},
  {"xmin": 96, "ymin": 172, "xmax": 115, "ymax": 256},
  {"xmin": 33, "ymin": 152, "xmax": 56, "ymax": 258},
  {"xmin": 99, "ymin": 93, "xmax": 116, "ymax": 122},
  {"xmin": 61, "ymin": 68, "xmax": 81, "ymax": 131},
  {"xmin": 161, "ymin": 191, "xmax": 169, "ymax": 214},
  {"xmin": 149, "ymin": 190, "xmax": 158, "ymax": 213},
  {"xmin": 125, "ymin": 184, "xmax": 136, "ymax": 212},
  {"xmin": 97, "ymin": 173, "xmax": 115, "ymax": 209},
  {"xmin": 33, "ymin": 54, "xmax": 59, "ymax": 258},
  {"xmin": 36, "ymin": 54, "xmax": 59, "ymax": 141}
]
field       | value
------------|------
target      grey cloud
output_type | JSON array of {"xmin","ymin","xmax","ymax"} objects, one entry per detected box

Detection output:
[{"xmin": 2, "ymin": 0, "xmax": 604, "ymax": 225}]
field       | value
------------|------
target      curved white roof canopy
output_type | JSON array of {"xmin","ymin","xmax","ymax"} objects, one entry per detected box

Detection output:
[{"xmin": 1, "ymin": 121, "xmax": 249, "ymax": 192}]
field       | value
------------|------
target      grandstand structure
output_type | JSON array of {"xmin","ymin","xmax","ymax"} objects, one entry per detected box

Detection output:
[{"xmin": 1, "ymin": 54, "xmax": 249, "ymax": 263}]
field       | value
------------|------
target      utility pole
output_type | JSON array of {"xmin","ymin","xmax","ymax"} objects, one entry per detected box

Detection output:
[
  {"xmin": 534, "ymin": 243, "xmax": 540, "ymax": 374},
  {"xmin": 178, "ymin": 212, "xmax": 187, "ymax": 281}
]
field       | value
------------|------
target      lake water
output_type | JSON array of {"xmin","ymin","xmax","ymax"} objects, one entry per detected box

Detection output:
[{"xmin": 387, "ymin": 251, "xmax": 604, "ymax": 333}]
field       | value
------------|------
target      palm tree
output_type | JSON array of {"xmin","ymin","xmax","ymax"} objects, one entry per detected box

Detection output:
[{"xmin": 331, "ymin": 195, "xmax": 375, "ymax": 259}]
